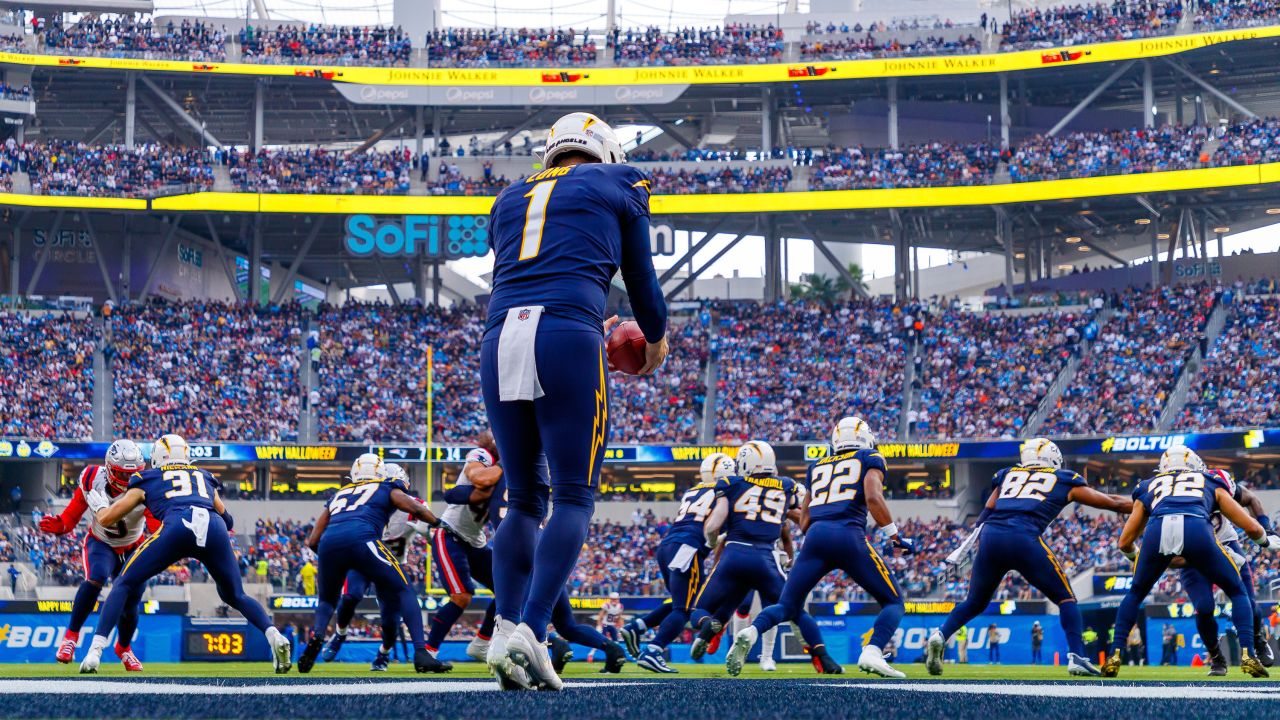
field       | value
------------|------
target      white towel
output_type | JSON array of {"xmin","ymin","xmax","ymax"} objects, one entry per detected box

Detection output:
[
  {"xmin": 183, "ymin": 507, "xmax": 210, "ymax": 548},
  {"xmin": 497, "ymin": 306, "xmax": 545, "ymax": 402},
  {"xmin": 668, "ymin": 543, "xmax": 698, "ymax": 573},
  {"xmin": 1159, "ymin": 514, "xmax": 1186, "ymax": 556}
]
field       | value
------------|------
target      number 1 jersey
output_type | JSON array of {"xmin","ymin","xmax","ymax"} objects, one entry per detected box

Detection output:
[
  {"xmin": 485, "ymin": 162, "xmax": 653, "ymax": 337},
  {"xmin": 984, "ymin": 466, "xmax": 1086, "ymax": 535}
]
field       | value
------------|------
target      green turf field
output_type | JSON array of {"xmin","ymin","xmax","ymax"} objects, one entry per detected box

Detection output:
[{"xmin": 0, "ymin": 661, "xmax": 1271, "ymax": 681}]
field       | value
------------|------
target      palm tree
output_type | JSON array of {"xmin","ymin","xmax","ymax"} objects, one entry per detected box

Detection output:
[
  {"xmin": 790, "ymin": 273, "xmax": 840, "ymax": 303},
  {"xmin": 834, "ymin": 262, "xmax": 869, "ymax": 296}
]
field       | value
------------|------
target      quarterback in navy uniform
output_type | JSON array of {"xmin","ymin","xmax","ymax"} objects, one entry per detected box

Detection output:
[
  {"xmin": 1179, "ymin": 467, "xmax": 1273, "ymax": 674},
  {"xmin": 1104, "ymin": 446, "xmax": 1280, "ymax": 678},
  {"xmin": 688, "ymin": 441, "xmax": 840, "ymax": 673},
  {"xmin": 621, "ymin": 452, "xmax": 735, "ymax": 673},
  {"xmin": 482, "ymin": 111, "xmax": 668, "ymax": 691},
  {"xmin": 78, "ymin": 435, "xmax": 292, "ymax": 674},
  {"xmin": 298, "ymin": 453, "xmax": 442, "ymax": 674},
  {"xmin": 728, "ymin": 418, "xmax": 914, "ymax": 678},
  {"xmin": 927, "ymin": 438, "xmax": 1130, "ymax": 677}
]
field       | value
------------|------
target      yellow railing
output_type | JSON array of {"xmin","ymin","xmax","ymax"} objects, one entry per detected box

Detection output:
[{"xmin": 5, "ymin": 162, "xmax": 1276, "ymax": 215}]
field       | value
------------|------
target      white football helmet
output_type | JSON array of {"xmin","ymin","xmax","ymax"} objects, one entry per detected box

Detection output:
[
  {"xmin": 542, "ymin": 112, "xmax": 625, "ymax": 166},
  {"xmin": 736, "ymin": 441, "xmax": 777, "ymax": 477},
  {"xmin": 105, "ymin": 439, "xmax": 145, "ymax": 490},
  {"xmin": 831, "ymin": 416, "xmax": 876, "ymax": 453},
  {"xmin": 150, "ymin": 434, "xmax": 191, "ymax": 468},
  {"xmin": 351, "ymin": 453, "xmax": 385, "ymax": 482},
  {"xmin": 1020, "ymin": 438, "xmax": 1063, "ymax": 469},
  {"xmin": 699, "ymin": 452, "xmax": 732, "ymax": 483},
  {"xmin": 1159, "ymin": 445, "xmax": 1205, "ymax": 474},
  {"xmin": 383, "ymin": 462, "xmax": 410, "ymax": 491}
]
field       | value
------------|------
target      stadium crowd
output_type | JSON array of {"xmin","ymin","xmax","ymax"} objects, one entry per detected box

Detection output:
[
  {"xmin": 423, "ymin": 27, "xmax": 595, "ymax": 67},
  {"xmin": 238, "ymin": 24, "xmax": 412, "ymax": 66},
  {"xmin": 807, "ymin": 142, "xmax": 1001, "ymax": 190},
  {"xmin": 37, "ymin": 14, "xmax": 226, "ymax": 60},
  {"xmin": 1211, "ymin": 117, "xmax": 1280, "ymax": 166},
  {"xmin": 0, "ymin": 140, "xmax": 215, "ymax": 197},
  {"xmin": 998, "ymin": 1, "xmax": 1184, "ymax": 50},
  {"xmin": 1177, "ymin": 294, "xmax": 1280, "ymax": 431},
  {"xmin": 1043, "ymin": 285, "xmax": 1217, "ymax": 436},
  {"xmin": 0, "ymin": 311, "xmax": 97, "ymax": 441},
  {"xmin": 224, "ymin": 147, "xmax": 413, "ymax": 195},
  {"xmin": 109, "ymin": 300, "xmax": 304, "ymax": 443},
  {"xmin": 1007, "ymin": 125, "xmax": 1210, "ymax": 181},
  {"xmin": 799, "ymin": 33, "xmax": 981, "ymax": 60},
  {"xmin": 610, "ymin": 24, "xmax": 785, "ymax": 66}
]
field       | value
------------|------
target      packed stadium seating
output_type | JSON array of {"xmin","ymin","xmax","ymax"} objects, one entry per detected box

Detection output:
[
  {"xmin": 1, "ymin": 140, "xmax": 215, "ymax": 197},
  {"xmin": 423, "ymin": 27, "xmax": 596, "ymax": 67},
  {"xmin": 39, "ymin": 15, "xmax": 227, "ymax": 60},
  {"xmin": 807, "ymin": 142, "xmax": 1001, "ymax": 190},
  {"xmin": 1007, "ymin": 125, "xmax": 1210, "ymax": 182},
  {"xmin": 1176, "ymin": 293, "xmax": 1280, "ymax": 431},
  {"xmin": 225, "ymin": 147, "xmax": 414, "ymax": 195},
  {"xmin": 998, "ymin": 1, "xmax": 1184, "ymax": 50},
  {"xmin": 610, "ymin": 24, "xmax": 785, "ymax": 66},
  {"xmin": 239, "ymin": 24, "xmax": 411, "ymax": 66},
  {"xmin": 910, "ymin": 306, "xmax": 1089, "ymax": 440},
  {"xmin": 1043, "ymin": 285, "xmax": 1217, "ymax": 436},
  {"xmin": 712, "ymin": 299, "xmax": 907, "ymax": 443},
  {"xmin": 0, "ymin": 311, "xmax": 97, "ymax": 441},
  {"xmin": 110, "ymin": 300, "xmax": 304, "ymax": 443}
]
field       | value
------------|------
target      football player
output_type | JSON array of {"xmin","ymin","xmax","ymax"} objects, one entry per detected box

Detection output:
[
  {"xmin": 927, "ymin": 438, "xmax": 1130, "ymax": 678},
  {"xmin": 622, "ymin": 452, "xmax": 732, "ymax": 673},
  {"xmin": 297, "ymin": 453, "xmax": 442, "ymax": 674},
  {"xmin": 1181, "ymin": 467, "xmax": 1274, "ymax": 674},
  {"xmin": 1103, "ymin": 446, "xmax": 1280, "ymax": 678},
  {"xmin": 423, "ymin": 441, "xmax": 504, "ymax": 665},
  {"xmin": 728, "ymin": 418, "xmax": 912, "ymax": 678},
  {"xmin": 482, "ymin": 111, "xmax": 668, "ymax": 691},
  {"xmin": 78, "ymin": 434, "xmax": 292, "ymax": 674},
  {"xmin": 321, "ymin": 463, "xmax": 445, "ymax": 671},
  {"xmin": 688, "ymin": 441, "xmax": 840, "ymax": 674},
  {"xmin": 38, "ymin": 440, "xmax": 153, "ymax": 669}
]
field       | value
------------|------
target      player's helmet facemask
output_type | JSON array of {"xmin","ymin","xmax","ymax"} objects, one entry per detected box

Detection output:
[{"xmin": 105, "ymin": 439, "xmax": 145, "ymax": 494}]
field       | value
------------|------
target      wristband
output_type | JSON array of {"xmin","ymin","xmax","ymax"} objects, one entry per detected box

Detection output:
[{"xmin": 881, "ymin": 522, "xmax": 899, "ymax": 537}]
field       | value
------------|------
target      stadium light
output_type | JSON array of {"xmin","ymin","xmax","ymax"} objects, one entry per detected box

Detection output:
[
  {"xmin": 1057, "ymin": 263, "xmax": 1073, "ymax": 271},
  {"xmin": 1077, "ymin": 245, "xmax": 1090, "ymax": 252},
  {"xmin": 1267, "ymin": 208, "xmax": 1280, "ymax": 215},
  {"xmin": 1157, "ymin": 233, "xmax": 1171, "ymax": 240},
  {"xmin": 1214, "ymin": 226, "xmax": 1230, "ymax": 234},
  {"xmin": 1014, "ymin": 252, "xmax": 1026, "ymax": 259},
  {"xmin": 1065, "ymin": 236, "xmax": 1081, "ymax": 243},
  {"xmin": 1134, "ymin": 218, "xmax": 1151, "ymax": 225}
]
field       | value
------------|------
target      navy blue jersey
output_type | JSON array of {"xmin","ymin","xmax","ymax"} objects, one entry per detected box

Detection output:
[
  {"xmin": 485, "ymin": 162, "xmax": 665, "ymax": 341},
  {"xmin": 1133, "ymin": 470, "xmax": 1226, "ymax": 521},
  {"xmin": 805, "ymin": 448, "xmax": 886, "ymax": 526},
  {"xmin": 665, "ymin": 480, "xmax": 718, "ymax": 547},
  {"xmin": 324, "ymin": 478, "xmax": 405, "ymax": 541},
  {"xmin": 716, "ymin": 475, "xmax": 801, "ymax": 545},
  {"xmin": 984, "ymin": 466, "xmax": 1087, "ymax": 535},
  {"xmin": 128, "ymin": 465, "xmax": 220, "ymax": 523}
]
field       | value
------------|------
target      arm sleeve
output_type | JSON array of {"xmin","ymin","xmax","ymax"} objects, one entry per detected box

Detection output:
[
  {"xmin": 619, "ymin": 212, "xmax": 667, "ymax": 343},
  {"xmin": 442, "ymin": 485, "xmax": 474, "ymax": 505}
]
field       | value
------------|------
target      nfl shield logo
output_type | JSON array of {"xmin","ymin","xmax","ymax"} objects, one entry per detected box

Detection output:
[{"xmin": 518, "ymin": 309, "xmax": 530, "ymax": 321}]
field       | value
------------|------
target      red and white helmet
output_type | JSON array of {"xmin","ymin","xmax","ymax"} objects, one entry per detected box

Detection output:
[{"xmin": 105, "ymin": 439, "xmax": 145, "ymax": 491}]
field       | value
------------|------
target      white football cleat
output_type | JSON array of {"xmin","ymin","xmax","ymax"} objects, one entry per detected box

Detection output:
[
  {"xmin": 488, "ymin": 618, "xmax": 532, "ymax": 691},
  {"xmin": 508, "ymin": 623, "xmax": 563, "ymax": 691},
  {"xmin": 759, "ymin": 656, "xmax": 777, "ymax": 672},
  {"xmin": 858, "ymin": 644, "xmax": 905, "ymax": 679},
  {"xmin": 926, "ymin": 630, "xmax": 945, "ymax": 676},
  {"xmin": 725, "ymin": 626, "xmax": 757, "ymax": 677},
  {"xmin": 79, "ymin": 646, "xmax": 102, "ymax": 674},
  {"xmin": 266, "ymin": 627, "xmax": 292, "ymax": 674},
  {"xmin": 467, "ymin": 637, "xmax": 491, "ymax": 663}
]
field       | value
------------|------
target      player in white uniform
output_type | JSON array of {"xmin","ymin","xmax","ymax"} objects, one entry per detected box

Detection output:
[
  {"xmin": 39, "ymin": 440, "xmax": 152, "ymax": 669},
  {"xmin": 427, "ymin": 442, "xmax": 503, "ymax": 663},
  {"xmin": 320, "ymin": 462, "xmax": 440, "ymax": 670},
  {"xmin": 1180, "ymin": 467, "xmax": 1274, "ymax": 673}
]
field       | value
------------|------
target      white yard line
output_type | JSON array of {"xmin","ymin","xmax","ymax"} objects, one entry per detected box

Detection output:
[
  {"xmin": 829, "ymin": 682, "xmax": 1280, "ymax": 700},
  {"xmin": 0, "ymin": 680, "xmax": 643, "ymax": 695}
]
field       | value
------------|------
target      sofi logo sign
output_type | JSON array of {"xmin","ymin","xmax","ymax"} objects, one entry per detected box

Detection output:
[{"xmin": 345, "ymin": 215, "xmax": 490, "ymax": 259}]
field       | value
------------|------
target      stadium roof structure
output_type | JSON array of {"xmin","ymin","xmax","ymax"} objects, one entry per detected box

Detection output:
[{"xmin": 4, "ymin": 25, "xmax": 1280, "ymax": 300}]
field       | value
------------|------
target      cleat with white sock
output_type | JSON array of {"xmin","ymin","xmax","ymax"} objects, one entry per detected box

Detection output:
[
  {"xmin": 508, "ymin": 623, "xmax": 563, "ymax": 691},
  {"xmin": 760, "ymin": 626, "xmax": 777, "ymax": 671},
  {"xmin": 926, "ymin": 630, "xmax": 945, "ymax": 676},
  {"xmin": 466, "ymin": 637, "xmax": 490, "ymax": 663},
  {"xmin": 726, "ymin": 627, "xmax": 758, "ymax": 677},
  {"xmin": 488, "ymin": 618, "xmax": 533, "ymax": 691},
  {"xmin": 79, "ymin": 638, "xmax": 106, "ymax": 675},
  {"xmin": 858, "ymin": 644, "xmax": 905, "ymax": 679},
  {"xmin": 759, "ymin": 656, "xmax": 776, "ymax": 672}
]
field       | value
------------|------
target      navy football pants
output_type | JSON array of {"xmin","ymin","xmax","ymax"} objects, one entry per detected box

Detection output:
[
  {"xmin": 754, "ymin": 522, "xmax": 904, "ymax": 650},
  {"xmin": 1112, "ymin": 516, "xmax": 1253, "ymax": 656},
  {"xmin": 939, "ymin": 526, "xmax": 1084, "ymax": 656},
  {"xmin": 95, "ymin": 509, "xmax": 271, "ymax": 641},
  {"xmin": 482, "ymin": 326, "xmax": 608, "ymax": 641},
  {"xmin": 69, "ymin": 534, "xmax": 140, "ymax": 650},
  {"xmin": 647, "ymin": 539, "xmax": 708, "ymax": 648},
  {"xmin": 691, "ymin": 543, "xmax": 825, "ymax": 648},
  {"xmin": 1181, "ymin": 539, "xmax": 1259, "ymax": 654},
  {"xmin": 313, "ymin": 533, "xmax": 425, "ymax": 651}
]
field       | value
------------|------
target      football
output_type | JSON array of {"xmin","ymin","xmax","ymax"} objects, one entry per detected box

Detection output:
[{"xmin": 607, "ymin": 320, "xmax": 648, "ymax": 375}]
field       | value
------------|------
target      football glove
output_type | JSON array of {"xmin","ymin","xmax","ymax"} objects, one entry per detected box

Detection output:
[
  {"xmin": 85, "ymin": 487, "xmax": 111, "ymax": 514},
  {"xmin": 1256, "ymin": 534, "xmax": 1280, "ymax": 551},
  {"xmin": 38, "ymin": 515, "xmax": 67, "ymax": 534},
  {"xmin": 1121, "ymin": 547, "xmax": 1137, "ymax": 562},
  {"xmin": 893, "ymin": 536, "xmax": 917, "ymax": 555}
]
